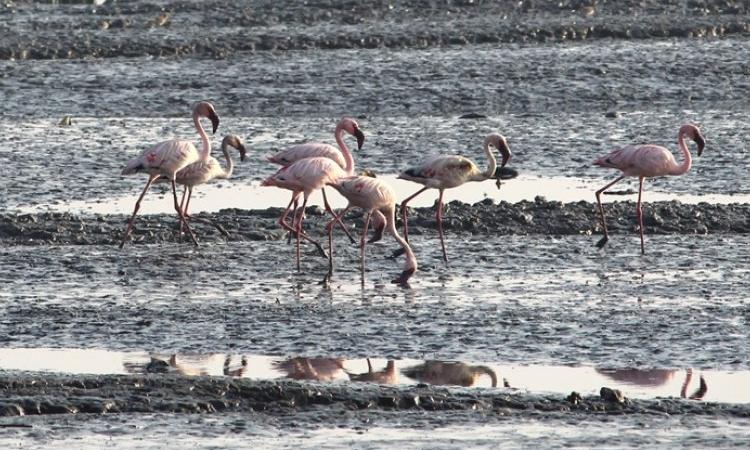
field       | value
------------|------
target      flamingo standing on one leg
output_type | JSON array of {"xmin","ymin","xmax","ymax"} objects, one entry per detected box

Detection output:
[
  {"xmin": 397, "ymin": 133, "xmax": 511, "ymax": 264},
  {"xmin": 325, "ymin": 175, "xmax": 418, "ymax": 285},
  {"xmin": 261, "ymin": 118, "xmax": 364, "ymax": 270},
  {"xmin": 169, "ymin": 134, "xmax": 247, "ymax": 237},
  {"xmin": 119, "ymin": 101, "xmax": 220, "ymax": 248},
  {"xmin": 593, "ymin": 123, "xmax": 705, "ymax": 254},
  {"xmin": 266, "ymin": 119, "xmax": 383, "ymax": 244}
]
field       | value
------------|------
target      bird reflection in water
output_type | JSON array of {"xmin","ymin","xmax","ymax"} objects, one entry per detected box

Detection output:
[
  {"xmin": 401, "ymin": 361, "xmax": 498, "ymax": 387},
  {"xmin": 348, "ymin": 359, "xmax": 398, "ymax": 385},
  {"xmin": 123, "ymin": 354, "xmax": 247, "ymax": 377},
  {"xmin": 273, "ymin": 357, "xmax": 347, "ymax": 382},
  {"xmin": 597, "ymin": 368, "xmax": 707, "ymax": 400}
]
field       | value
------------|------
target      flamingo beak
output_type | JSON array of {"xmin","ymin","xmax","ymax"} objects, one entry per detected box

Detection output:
[
  {"xmin": 354, "ymin": 128, "xmax": 365, "ymax": 150},
  {"xmin": 499, "ymin": 141, "xmax": 511, "ymax": 168},
  {"xmin": 208, "ymin": 111, "xmax": 220, "ymax": 134},
  {"xmin": 238, "ymin": 143, "xmax": 247, "ymax": 162},
  {"xmin": 392, "ymin": 268, "xmax": 415, "ymax": 286},
  {"xmin": 695, "ymin": 134, "xmax": 705, "ymax": 157}
]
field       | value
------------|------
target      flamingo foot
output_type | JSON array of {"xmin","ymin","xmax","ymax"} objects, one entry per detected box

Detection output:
[
  {"xmin": 311, "ymin": 241, "xmax": 328, "ymax": 259},
  {"xmin": 390, "ymin": 247, "xmax": 406, "ymax": 259},
  {"xmin": 595, "ymin": 236, "xmax": 609, "ymax": 249},
  {"xmin": 392, "ymin": 268, "xmax": 415, "ymax": 286},
  {"xmin": 320, "ymin": 271, "xmax": 332, "ymax": 286}
]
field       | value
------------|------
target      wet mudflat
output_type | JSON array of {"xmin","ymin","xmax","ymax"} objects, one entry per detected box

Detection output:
[{"xmin": 2, "ymin": 0, "xmax": 750, "ymax": 447}]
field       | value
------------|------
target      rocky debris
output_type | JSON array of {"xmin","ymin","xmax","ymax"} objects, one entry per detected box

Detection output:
[{"xmin": 600, "ymin": 387, "xmax": 626, "ymax": 403}]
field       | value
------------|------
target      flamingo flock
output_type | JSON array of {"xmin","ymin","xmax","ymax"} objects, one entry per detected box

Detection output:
[{"xmin": 120, "ymin": 101, "xmax": 707, "ymax": 285}]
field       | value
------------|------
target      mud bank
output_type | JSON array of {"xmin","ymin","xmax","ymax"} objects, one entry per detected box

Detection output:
[
  {"xmin": 1, "ymin": 199, "xmax": 747, "ymax": 246},
  {"xmin": 0, "ymin": 373, "xmax": 746, "ymax": 419},
  {"xmin": 2, "ymin": 0, "xmax": 749, "ymax": 60}
]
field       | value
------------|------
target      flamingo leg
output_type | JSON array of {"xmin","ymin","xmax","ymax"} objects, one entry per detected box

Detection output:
[
  {"xmin": 360, "ymin": 212, "xmax": 372, "ymax": 282},
  {"xmin": 180, "ymin": 187, "xmax": 229, "ymax": 238},
  {"xmin": 278, "ymin": 193, "xmax": 326, "ymax": 257},
  {"xmin": 594, "ymin": 175, "xmax": 625, "ymax": 249},
  {"xmin": 287, "ymin": 196, "xmax": 300, "ymax": 245},
  {"xmin": 294, "ymin": 194, "xmax": 312, "ymax": 271},
  {"xmin": 172, "ymin": 179, "xmax": 198, "ymax": 245},
  {"xmin": 323, "ymin": 205, "xmax": 352, "ymax": 284},
  {"xmin": 119, "ymin": 174, "xmax": 160, "ymax": 249},
  {"xmin": 178, "ymin": 186, "xmax": 191, "ymax": 234},
  {"xmin": 637, "ymin": 176, "xmax": 645, "ymax": 255},
  {"xmin": 399, "ymin": 186, "xmax": 430, "ymax": 243},
  {"xmin": 436, "ymin": 188, "xmax": 448, "ymax": 264},
  {"xmin": 322, "ymin": 188, "xmax": 356, "ymax": 244}
]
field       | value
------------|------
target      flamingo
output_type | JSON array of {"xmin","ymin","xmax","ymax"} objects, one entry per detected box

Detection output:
[
  {"xmin": 119, "ymin": 101, "xmax": 219, "ymax": 248},
  {"xmin": 266, "ymin": 119, "xmax": 383, "ymax": 244},
  {"xmin": 324, "ymin": 175, "xmax": 418, "ymax": 285},
  {"xmin": 397, "ymin": 133, "xmax": 512, "ymax": 263},
  {"xmin": 593, "ymin": 123, "xmax": 705, "ymax": 254},
  {"xmin": 168, "ymin": 134, "xmax": 247, "ymax": 236},
  {"xmin": 261, "ymin": 117, "xmax": 364, "ymax": 270}
]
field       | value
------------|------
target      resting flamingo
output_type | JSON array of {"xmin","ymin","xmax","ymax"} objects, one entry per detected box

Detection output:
[
  {"xmin": 169, "ymin": 134, "xmax": 247, "ymax": 237},
  {"xmin": 119, "ymin": 101, "xmax": 219, "ymax": 248},
  {"xmin": 261, "ymin": 118, "xmax": 364, "ymax": 270},
  {"xmin": 397, "ymin": 133, "xmax": 511, "ymax": 263},
  {"xmin": 324, "ymin": 175, "xmax": 418, "ymax": 285},
  {"xmin": 593, "ymin": 123, "xmax": 705, "ymax": 254},
  {"xmin": 266, "ymin": 119, "xmax": 373, "ymax": 244}
]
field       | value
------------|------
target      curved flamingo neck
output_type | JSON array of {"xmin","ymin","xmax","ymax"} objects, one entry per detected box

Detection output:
[
  {"xmin": 219, "ymin": 143, "xmax": 234, "ymax": 179},
  {"xmin": 334, "ymin": 124, "xmax": 355, "ymax": 175},
  {"xmin": 671, "ymin": 130, "xmax": 693, "ymax": 175},
  {"xmin": 384, "ymin": 206, "xmax": 417, "ymax": 272},
  {"xmin": 193, "ymin": 111, "xmax": 211, "ymax": 160},
  {"xmin": 471, "ymin": 138, "xmax": 497, "ymax": 182}
]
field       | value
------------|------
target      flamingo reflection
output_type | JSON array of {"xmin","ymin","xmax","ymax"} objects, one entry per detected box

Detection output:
[
  {"xmin": 348, "ymin": 359, "xmax": 398, "ymax": 385},
  {"xmin": 597, "ymin": 368, "xmax": 707, "ymax": 400},
  {"xmin": 273, "ymin": 357, "xmax": 347, "ymax": 382},
  {"xmin": 401, "ymin": 361, "xmax": 498, "ymax": 387}
]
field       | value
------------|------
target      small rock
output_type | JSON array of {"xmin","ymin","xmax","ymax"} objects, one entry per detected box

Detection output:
[
  {"xmin": 458, "ymin": 113, "xmax": 487, "ymax": 119},
  {"xmin": 566, "ymin": 391, "xmax": 582, "ymax": 405},
  {"xmin": 600, "ymin": 387, "xmax": 625, "ymax": 403},
  {"xmin": 58, "ymin": 115, "xmax": 73, "ymax": 126},
  {"xmin": 605, "ymin": 111, "xmax": 622, "ymax": 118}
]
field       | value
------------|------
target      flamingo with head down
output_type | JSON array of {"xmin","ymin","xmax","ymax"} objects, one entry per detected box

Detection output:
[
  {"xmin": 593, "ymin": 123, "xmax": 706, "ymax": 254},
  {"xmin": 397, "ymin": 133, "xmax": 512, "ymax": 264},
  {"xmin": 119, "ymin": 101, "xmax": 219, "ymax": 248},
  {"xmin": 261, "ymin": 117, "xmax": 364, "ymax": 270}
]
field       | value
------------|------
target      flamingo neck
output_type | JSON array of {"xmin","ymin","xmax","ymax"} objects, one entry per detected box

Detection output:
[
  {"xmin": 671, "ymin": 130, "xmax": 693, "ymax": 175},
  {"xmin": 194, "ymin": 111, "xmax": 211, "ymax": 160},
  {"xmin": 384, "ymin": 206, "xmax": 417, "ymax": 273},
  {"xmin": 219, "ymin": 143, "xmax": 234, "ymax": 179},
  {"xmin": 334, "ymin": 124, "xmax": 355, "ymax": 175},
  {"xmin": 471, "ymin": 138, "xmax": 496, "ymax": 182}
]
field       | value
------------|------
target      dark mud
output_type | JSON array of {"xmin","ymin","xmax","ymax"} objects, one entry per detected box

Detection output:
[
  {"xmin": 2, "ymin": 0, "xmax": 749, "ymax": 60},
  {"xmin": 1, "ymin": 199, "xmax": 748, "ymax": 246},
  {"xmin": 0, "ymin": 373, "xmax": 746, "ymax": 418}
]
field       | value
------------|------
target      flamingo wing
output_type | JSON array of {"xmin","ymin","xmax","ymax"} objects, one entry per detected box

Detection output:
[
  {"xmin": 399, "ymin": 155, "xmax": 477, "ymax": 188},
  {"xmin": 333, "ymin": 176, "xmax": 395, "ymax": 209},
  {"xmin": 268, "ymin": 143, "xmax": 346, "ymax": 168},
  {"xmin": 122, "ymin": 139, "xmax": 200, "ymax": 176},
  {"xmin": 594, "ymin": 144, "xmax": 676, "ymax": 177}
]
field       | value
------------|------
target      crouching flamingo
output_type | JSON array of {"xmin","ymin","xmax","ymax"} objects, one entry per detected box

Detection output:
[
  {"xmin": 397, "ymin": 133, "xmax": 512, "ymax": 263},
  {"xmin": 119, "ymin": 101, "xmax": 220, "ymax": 248},
  {"xmin": 325, "ymin": 175, "xmax": 418, "ymax": 285},
  {"xmin": 593, "ymin": 123, "xmax": 705, "ymax": 254}
]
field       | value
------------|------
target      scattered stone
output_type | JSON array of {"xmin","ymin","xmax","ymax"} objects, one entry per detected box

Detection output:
[
  {"xmin": 600, "ymin": 387, "xmax": 625, "ymax": 403},
  {"xmin": 58, "ymin": 115, "xmax": 73, "ymax": 126}
]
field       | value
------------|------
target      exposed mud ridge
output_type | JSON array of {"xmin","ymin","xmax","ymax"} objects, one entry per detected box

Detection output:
[
  {"xmin": 1, "ymin": 199, "xmax": 748, "ymax": 246},
  {"xmin": 0, "ymin": 373, "xmax": 747, "ymax": 418},
  {"xmin": 2, "ymin": 0, "xmax": 748, "ymax": 60}
]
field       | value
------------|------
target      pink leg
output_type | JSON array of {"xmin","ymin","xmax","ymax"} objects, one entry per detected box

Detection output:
[
  {"xmin": 360, "ymin": 212, "xmax": 372, "ymax": 281},
  {"xmin": 324, "ymin": 205, "xmax": 352, "ymax": 284},
  {"xmin": 322, "ymin": 188, "xmax": 356, "ymax": 244},
  {"xmin": 436, "ymin": 189, "xmax": 448, "ymax": 264},
  {"xmin": 594, "ymin": 175, "xmax": 625, "ymax": 249},
  {"xmin": 179, "ymin": 186, "xmax": 191, "ymax": 234},
  {"xmin": 637, "ymin": 176, "xmax": 645, "ymax": 255},
  {"xmin": 119, "ymin": 174, "xmax": 160, "ymax": 249},
  {"xmin": 400, "ymin": 187, "xmax": 430, "ymax": 243},
  {"xmin": 294, "ymin": 194, "xmax": 311, "ymax": 271},
  {"xmin": 172, "ymin": 179, "xmax": 198, "ymax": 245},
  {"xmin": 287, "ymin": 196, "xmax": 300, "ymax": 244},
  {"xmin": 278, "ymin": 193, "xmax": 326, "ymax": 256}
]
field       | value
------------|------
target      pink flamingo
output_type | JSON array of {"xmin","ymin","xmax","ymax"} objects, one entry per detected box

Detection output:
[
  {"xmin": 397, "ymin": 133, "xmax": 511, "ymax": 263},
  {"xmin": 171, "ymin": 134, "xmax": 247, "ymax": 236},
  {"xmin": 593, "ymin": 124, "xmax": 705, "ymax": 254},
  {"xmin": 119, "ymin": 101, "xmax": 219, "ymax": 248},
  {"xmin": 267, "ymin": 119, "xmax": 384, "ymax": 244},
  {"xmin": 325, "ymin": 175, "xmax": 418, "ymax": 285},
  {"xmin": 261, "ymin": 118, "xmax": 364, "ymax": 270}
]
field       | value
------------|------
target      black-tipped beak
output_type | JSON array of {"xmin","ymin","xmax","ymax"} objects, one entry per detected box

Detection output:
[
  {"xmin": 499, "ymin": 142, "xmax": 511, "ymax": 168},
  {"xmin": 494, "ymin": 166, "xmax": 519, "ymax": 180},
  {"xmin": 392, "ymin": 268, "xmax": 415, "ymax": 286},
  {"xmin": 695, "ymin": 134, "xmax": 705, "ymax": 157},
  {"xmin": 354, "ymin": 128, "xmax": 365, "ymax": 150},
  {"xmin": 209, "ymin": 111, "xmax": 220, "ymax": 135},
  {"xmin": 238, "ymin": 143, "xmax": 247, "ymax": 162}
]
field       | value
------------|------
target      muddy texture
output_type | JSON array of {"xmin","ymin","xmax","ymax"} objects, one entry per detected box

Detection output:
[
  {"xmin": 0, "ymin": 373, "xmax": 746, "ymax": 418},
  {"xmin": 0, "ymin": 199, "xmax": 748, "ymax": 246},
  {"xmin": 1, "ymin": 0, "xmax": 749, "ymax": 60}
]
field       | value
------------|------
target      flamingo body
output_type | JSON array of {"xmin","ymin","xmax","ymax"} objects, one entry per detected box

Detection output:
[
  {"xmin": 593, "ymin": 123, "xmax": 706, "ymax": 253},
  {"xmin": 267, "ymin": 143, "xmax": 346, "ymax": 168}
]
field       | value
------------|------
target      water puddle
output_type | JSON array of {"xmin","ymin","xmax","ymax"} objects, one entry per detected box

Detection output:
[
  {"xmin": 15, "ymin": 174, "xmax": 749, "ymax": 215},
  {"xmin": 0, "ymin": 348, "xmax": 743, "ymax": 404}
]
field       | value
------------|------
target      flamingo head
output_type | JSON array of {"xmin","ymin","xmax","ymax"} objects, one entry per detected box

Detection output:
[
  {"xmin": 486, "ymin": 133, "xmax": 512, "ymax": 168},
  {"xmin": 193, "ymin": 101, "xmax": 220, "ymax": 134},
  {"xmin": 339, "ymin": 117, "xmax": 365, "ymax": 150},
  {"xmin": 681, "ymin": 123, "xmax": 705, "ymax": 157},
  {"xmin": 222, "ymin": 134, "xmax": 247, "ymax": 161}
]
